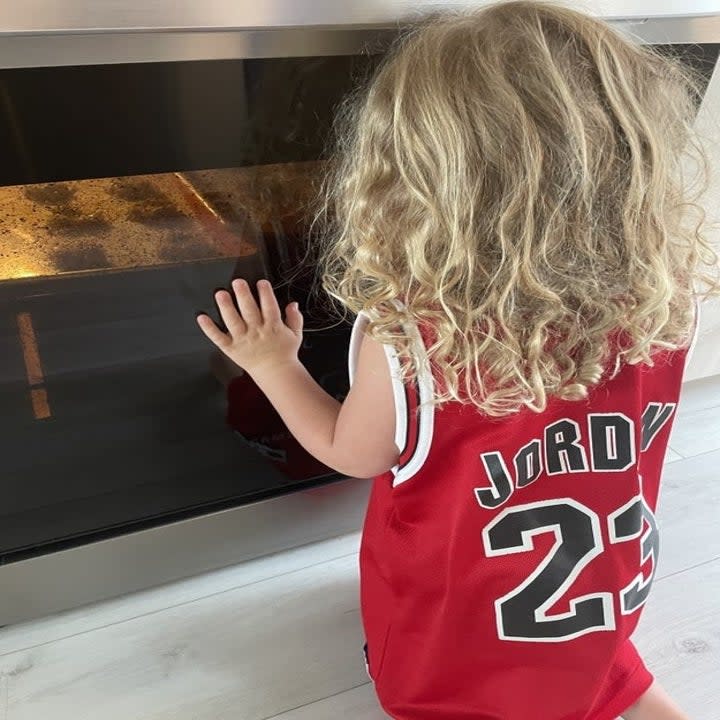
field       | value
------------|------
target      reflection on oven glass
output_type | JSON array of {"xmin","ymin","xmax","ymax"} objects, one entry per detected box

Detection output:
[{"xmin": 0, "ymin": 161, "xmax": 350, "ymax": 558}]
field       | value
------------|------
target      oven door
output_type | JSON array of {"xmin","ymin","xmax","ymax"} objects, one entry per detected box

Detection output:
[{"xmin": 0, "ymin": 43, "xmax": 386, "ymax": 625}]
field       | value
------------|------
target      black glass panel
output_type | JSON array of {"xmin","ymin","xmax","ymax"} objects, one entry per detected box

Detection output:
[
  {"xmin": 0, "ymin": 56, "xmax": 380, "ymax": 186},
  {"xmin": 0, "ymin": 54, "xmax": 389, "ymax": 563},
  {"xmin": 0, "ymin": 163, "xmax": 354, "ymax": 562}
]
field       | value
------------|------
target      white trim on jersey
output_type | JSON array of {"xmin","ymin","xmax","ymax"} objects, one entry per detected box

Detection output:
[
  {"xmin": 388, "ymin": 300, "xmax": 435, "ymax": 487},
  {"xmin": 347, "ymin": 309, "xmax": 407, "ymax": 458},
  {"xmin": 347, "ymin": 304, "xmax": 435, "ymax": 486}
]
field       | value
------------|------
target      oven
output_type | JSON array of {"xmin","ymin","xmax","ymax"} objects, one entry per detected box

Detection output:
[{"xmin": 0, "ymin": 2, "xmax": 718, "ymax": 626}]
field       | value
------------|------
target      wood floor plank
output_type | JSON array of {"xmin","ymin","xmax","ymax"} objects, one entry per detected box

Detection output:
[
  {"xmin": 678, "ymin": 375, "xmax": 720, "ymax": 413},
  {"xmin": 634, "ymin": 557, "xmax": 720, "ymax": 720},
  {"xmin": 654, "ymin": 449, "xmax": 720, "ymax": 579},
  {"xmin": 668, "ymin": 375, "xmax": 720, "ymax": 458},
  {"xmin": 668, "ymin": 405, "xmax": 720, "ymax": 458},
  {"xmin": 0, "ymin": 533, "xmax": 361, "ymax": 658},
  {"xmin": 264, "ymin": 683, "xmax": 387, "ymax": 720},
  {"xmin": 0, "ymin": 555, "xmax": 366, "ymax": 720},
  {"xmin": 0, "ymin": 673, "xmax": 7, "ymax": 720}
]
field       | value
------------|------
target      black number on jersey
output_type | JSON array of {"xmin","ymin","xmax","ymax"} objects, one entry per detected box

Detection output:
[
  {"xmin": 482, "ymin": 496, "xmax": 659, "ymax": 642},
  {"xmin": 483, "ymin": 500, "xmax": 614, "ymax": 641},
  {"xmin": 608, "ymin": 493, "xmax": 660, "ymax": 614}
]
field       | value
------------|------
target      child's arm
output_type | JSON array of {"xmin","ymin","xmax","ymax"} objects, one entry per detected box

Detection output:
[
  {"xmin": 251, "ymin": 327, "xmax": 399, "ymax": 477},
  {"xmin": 621, "ymin": 681, "xmax": 691, "ymax": 720},
  {"xmin": 197, "ymin": 279, "xmax": 399, "ymax": 478}
]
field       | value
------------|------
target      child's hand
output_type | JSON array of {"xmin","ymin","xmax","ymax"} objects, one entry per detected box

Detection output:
[{"xmin": 196, "ymin": 279, "xmax": 303, "ymax": 378}]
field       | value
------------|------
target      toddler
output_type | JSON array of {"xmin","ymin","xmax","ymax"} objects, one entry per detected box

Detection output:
[{"xmin": 197, "ymin": 1, "xmax": 720, "ymax": 717}]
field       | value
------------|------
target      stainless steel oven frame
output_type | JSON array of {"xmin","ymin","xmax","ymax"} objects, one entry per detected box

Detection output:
[
  {"xmin": 2, "ymin": 4, "xmax": 720, "ymax": 69},
  {"xmin": 0, "ymin": 4, "xmax": 718, "ymax": 627}
]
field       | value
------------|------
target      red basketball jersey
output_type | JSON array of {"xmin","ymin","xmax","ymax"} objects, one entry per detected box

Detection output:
[{"xmin": 348, "ymin": 305, "xmax": 697, "ymax": 720}]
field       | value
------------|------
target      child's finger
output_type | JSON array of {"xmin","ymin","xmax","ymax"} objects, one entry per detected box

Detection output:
[
  {"xmin": 216, "ymin": 290, "xmax": 246, "ymax": 335},
  {"xmin": 196, "ymin": 313, "xmax": 231, "ymax": 349},
  {"xmin": 285, "ymin": 302, "xmax": 303, "ymax": 335},
  {"xmin": 232, "ymin": 279, "xmax": 262, "ymax": 326},
  {"xmin": 257, "ymin": 279, "xmax": 282, "ymax": 324}
]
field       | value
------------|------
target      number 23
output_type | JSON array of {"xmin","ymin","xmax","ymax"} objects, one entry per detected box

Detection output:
[{"xmin": 482, "ymin": 495, "xmax": 659, "ymax": 642}]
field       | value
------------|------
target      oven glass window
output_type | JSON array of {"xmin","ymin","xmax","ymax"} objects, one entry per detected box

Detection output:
[{"xmin": 0, "ymin": 56, "xmax": 380, "ymax": 561}]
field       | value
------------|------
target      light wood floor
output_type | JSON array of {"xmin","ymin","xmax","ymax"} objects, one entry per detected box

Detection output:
[{"xmin": 0, "ymin": 375, "xmax": 718, "ymax": 720}]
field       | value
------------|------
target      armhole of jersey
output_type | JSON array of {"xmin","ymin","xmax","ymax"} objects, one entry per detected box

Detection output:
[{"xmin": 347, "ymin": 305, "xmax": 435, "ymax": 487}]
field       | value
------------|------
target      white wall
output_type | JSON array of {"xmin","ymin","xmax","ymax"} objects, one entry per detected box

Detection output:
[{"xmin": 685, "ymin": 59, "xmax": 720, "ymax": 382}]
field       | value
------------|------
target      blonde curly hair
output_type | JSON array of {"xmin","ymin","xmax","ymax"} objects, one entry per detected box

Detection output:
[{"xmin": 311, "ymin": 0, "xmax": 720, "ymax": 416}]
